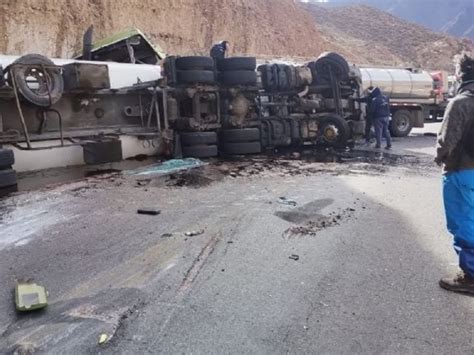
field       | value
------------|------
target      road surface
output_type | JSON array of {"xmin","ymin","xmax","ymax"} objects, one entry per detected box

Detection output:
[{"xmin": 1, "ymin": 122, "xmax": 473, "ymax": 354}]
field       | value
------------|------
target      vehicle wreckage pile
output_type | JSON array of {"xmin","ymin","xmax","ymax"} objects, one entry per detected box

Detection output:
[
  {"xmin": 0, "ymin": 28, "xmax": 450, "ymax": 193},
  {"xmin": 0, "ymin": 29, "xmax": 370, "ymax": 193}
]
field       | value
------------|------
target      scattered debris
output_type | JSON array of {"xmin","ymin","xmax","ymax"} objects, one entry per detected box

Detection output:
[
  {"xmin": 289, "ymin": 254, "xmax": 300, "ymax": 261},
  {"xmin": 131, "ymin": 158, "xmax": 206, "ymax": 176},
  {"xmin": 166, "ymin": 169, "xmax": 216, "ymax": 188},
  {"xmin": 161, "ymin": 233, "xmax": 173, "ymax": 238},
  {"xmin": 286, "ymin": 225, "xmax": 318, "ymax": 237},
  {"xmin": 137, "ymin": 208, "xmax": 161, "ymax": 216},
  {"xmin": 98, "ymin": 333, "xmax": 109, "ymax": 345},
  {"xmin": 15, "ymin": 282, "xmax": 48, "ymax": 312},
  {"xmin": 283, "ymin": 206, "xmax": 357, "ymax": 238},
  {"xmin": 185, "ymin": 229, "xmax": 205, "ymax": 237},
  {"xmin": 136, "ymin": 179, "xmax": 151, "ymax": 187},
  {"xmin": 12, "ymin": 343, "xmax": 36, "ymax": 354},
  {"xmin": 278, "ymin": 197, "xmax": 297, "ymax": 207},
  {"xmin": 85, "ymin": 169, "xmax": 121, "ymax": 178}
]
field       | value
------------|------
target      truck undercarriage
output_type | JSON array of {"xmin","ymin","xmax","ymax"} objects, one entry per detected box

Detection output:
[{"xmin": 9, "ymin": 28, "xmax": 454, "ymax": 192}]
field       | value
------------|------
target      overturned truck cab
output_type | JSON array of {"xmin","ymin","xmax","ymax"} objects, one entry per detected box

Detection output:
[{"xmin": 256, "ymin": 52, "xmax": 364, "ymax": 149}]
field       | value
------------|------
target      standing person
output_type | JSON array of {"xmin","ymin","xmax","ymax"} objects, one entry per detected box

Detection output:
[
  {"xmin": 369, "ymin": 87, "xmax": 392, "ymax": 149},
  {"xmin": 355, "ymin": 86, "xmax": 375, "ymax": 144},
  {"xmin": 436, "ymin": 54, "xmax": 474, "ymax": 294},
  {"xmin": 210, "ymin": 41, "xmax": 229, "ymax": 60}
]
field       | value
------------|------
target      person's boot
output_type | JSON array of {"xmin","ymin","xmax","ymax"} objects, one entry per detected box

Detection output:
[{"xmin": 439, "ymin": 272, "xmax": 474, "ymax": 294}]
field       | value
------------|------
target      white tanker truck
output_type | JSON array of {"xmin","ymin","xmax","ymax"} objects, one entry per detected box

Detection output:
[{"xmin": 358, "ymin": 66, "xmax": 449, "ymax": 137}]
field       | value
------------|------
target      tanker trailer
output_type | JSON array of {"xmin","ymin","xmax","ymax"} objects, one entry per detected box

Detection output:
[{"xmin": 359, "ymin": 67, "xmax": 447, "ymax": 137}]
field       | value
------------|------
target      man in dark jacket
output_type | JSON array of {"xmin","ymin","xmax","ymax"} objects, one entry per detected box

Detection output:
[
  {"xmin": 210, "ymin": 41, "xmax": 229, "ymax": 60},
  {"xmin": 355, "ymin": 86, "xmax": 374, "ymax": 144},
  {"xmin": 368, "ymin": 87, "xmax": 392, "ymax": 149},
  {"xmin": 436, "ymin": 54, "xmax": 474, "ymax": 294}
]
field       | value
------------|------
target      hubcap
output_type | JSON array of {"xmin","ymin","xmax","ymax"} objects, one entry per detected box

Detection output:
[
  {"xmin": 323, "ymin": 124, "xmax": 339, "ymax": 142},
  {"xmin": 399, "ymin": 118, "xmax": 408, "ymax": 130}
]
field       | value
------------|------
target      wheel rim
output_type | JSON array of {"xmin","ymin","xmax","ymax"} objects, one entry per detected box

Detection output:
[
  {"xmin": 397, "ymin": 116, "xmax": 410, "ymax": 132},
  {"xmin": 23, "ymin": 67, "xmax": 52, "ymax": 96},
  {"xmin": 323, "ymin": 124, "xmax": 340, "ymax": 143}
]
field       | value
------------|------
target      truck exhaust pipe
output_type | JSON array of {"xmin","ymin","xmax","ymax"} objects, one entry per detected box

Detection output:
[{"xmin": 82, "ymin": 25, "xmax": 94, "ymax": 61}]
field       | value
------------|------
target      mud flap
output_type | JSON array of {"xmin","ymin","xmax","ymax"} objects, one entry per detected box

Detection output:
[
  {"xmin": 412, "ymin": 110, "xmax": 424, "ymax": 128},
  {"xmin": 83, "ymin": 140, "xmax": 123, "ymax": 165}
]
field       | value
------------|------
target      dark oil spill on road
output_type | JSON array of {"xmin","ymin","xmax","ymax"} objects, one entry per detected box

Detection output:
[{"xmin": 0, "ymin": 148, "xmax": 424, "ymax": 200}]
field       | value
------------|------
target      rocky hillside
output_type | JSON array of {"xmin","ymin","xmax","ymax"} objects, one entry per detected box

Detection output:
[
  {"xmin": 302, "ymin": 3, "xmax": 474, "ymax": 70},
  {"xmin": 0, "ymin": 0, "xmax": 340, "ymax": 60},
  {"xmin": 0, "ymin": 0, "xmax": 471, "ymax": 72},
  {"xmin": 324, "ymin": 0, "xmax": 474, "ymax": 40}
]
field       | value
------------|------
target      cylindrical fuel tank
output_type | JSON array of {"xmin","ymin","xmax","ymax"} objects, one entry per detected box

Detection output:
[{"xmin": 360, "ymin": 67, "xmax": 434, "ymax": 99}]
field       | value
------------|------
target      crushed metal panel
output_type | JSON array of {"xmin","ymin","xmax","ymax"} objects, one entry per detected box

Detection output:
[
  {"xmin": 62, "ymin": 63, "xmax": 111, "ymax": 91},
  {"xmin": 75, "ymin": 28, "xmax": 166, "ymax": 64}
]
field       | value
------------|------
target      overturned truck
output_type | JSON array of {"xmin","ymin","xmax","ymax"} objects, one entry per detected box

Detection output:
[{"xmin": 0, "ymin": 30, "xmax": 365, "ymax": 191}]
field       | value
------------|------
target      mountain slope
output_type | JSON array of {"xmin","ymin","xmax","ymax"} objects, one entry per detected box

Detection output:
[
  {"xmin": 0, "ymin": 0, "xmax": 471, "ymax": 72},
  {"xmin": 302, "ymin": 3, "xmax": 474, "ymax": 70},
  {"xmin": 0, "ymin": 0, "xmax": 340, "ymax": 59},
  {"xmin": 322, "ymin": 0, "xmax": 474, "ymax": 40}
]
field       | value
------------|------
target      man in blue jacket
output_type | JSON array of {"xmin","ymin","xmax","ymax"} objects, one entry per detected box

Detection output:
[
  {"xmin": 436, "ymin": 54, "xmax": 474, "ymax": 294},
  {"xmin": 368, "ymin": 87, "xmax": 392, "ymax": 149}
]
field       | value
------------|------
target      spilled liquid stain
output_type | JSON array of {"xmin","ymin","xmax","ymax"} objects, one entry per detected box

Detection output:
[
  {"xmin": 275, "ymin": 199, "xmax": 334, "ymax": 224},
  {"xmin": 0, "ymin": 199, "xmax": 77, "ymax": 250}
]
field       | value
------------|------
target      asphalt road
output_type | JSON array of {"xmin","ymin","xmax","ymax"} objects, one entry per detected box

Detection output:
[{"xmin": 2, "ymin": 122, "xmax": 473, "ymax": 354}]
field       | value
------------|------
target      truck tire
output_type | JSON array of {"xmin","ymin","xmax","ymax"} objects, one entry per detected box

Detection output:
[
  {"xmin": 177, "ymin": 70, "xmax": 215, "ymax": 85},
  {"xmin": 9, "ymin": 54, "xmax": 64, "ymax": 107},
  {"xmin": 311, "ymin": 52, "xmax": 350, "ymax": 83},
  {"xmin": 219, "ymin": 71, "xmax": 257, "ymax": 86},
  {"xmin": 0, "ymin": 65, "xmax": 5, "ymax": 87},
  {"xmin": 220, "ymin": 128, "xmax": 260, "ymax": 143},
  {"xmin": 217, "ymin": 57, "xmax": 257, "ymax": 71},
  {"xmin": 0, "ymin": 148, "xmax": 15, "ymax": 169},
  {"xmin": 275, "ymin": 64, "xmax": 290, "ymax": 91},
  {"xmin": 180, "ymin": 132, "xmax": 217, "ymax": 146},
  {"xmin": 175, "ymin": 56, "xmax": 214, "ymax": 71},
  {"xmin": 390, "ymin": 109, "xmax": 413, "ymax": 137},
  {"xmin": 319, "ymin": 115, "xmax": 351, "ymax": 148},
  {"xmin": 0, "ymin": 169, "xmax": 17, "ymax": 188},
  {"xmin": 258, "ymin": 64, "xmax": 278, "ymax": 92},
  {"xmin": 221, "ymin": 141, "xmax": 262, "ymax": 155},
  {"xmin": 284, "ymin": 65, "xmax": 297, "ymax": 89},
  {"xmin": 182, "ymin": 144, "xmax": 218, "ymax": 158}
]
